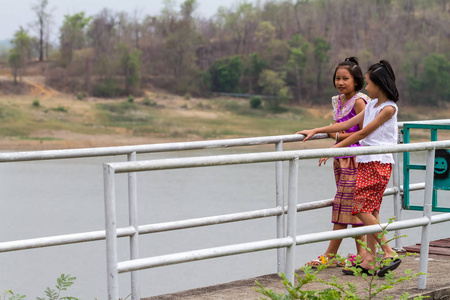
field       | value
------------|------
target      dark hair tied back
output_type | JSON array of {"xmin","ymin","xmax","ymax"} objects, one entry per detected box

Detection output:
[
  {"xmin": 367, "ymin": 59, "xmax": 399, "ymax": 102},
  {"xmin": 346, "ymin": 57, "xmax": 359, "ymax": 65},
  {"xmin": 333, "ymin": 56, "xmax": 364, "ymax": 91}
]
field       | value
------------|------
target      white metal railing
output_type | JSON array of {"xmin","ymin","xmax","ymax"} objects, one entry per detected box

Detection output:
[
  {"xmin": 1, "ymin": 118, "xmax": 449, "ymax": 299},
  {"xmin": 104, "ymin": 140, "xmax": 450, "ymax": 300}
]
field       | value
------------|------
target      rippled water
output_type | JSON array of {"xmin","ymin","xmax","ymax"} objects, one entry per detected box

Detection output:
[{"xmin": 0, "ymin": 148, "xmax": 446, "ymax": 299}]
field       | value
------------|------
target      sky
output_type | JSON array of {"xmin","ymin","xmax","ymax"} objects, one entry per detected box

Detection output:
[{"xmin": 0, "ymin": 0, "xmax": 248, "ymax": 42}]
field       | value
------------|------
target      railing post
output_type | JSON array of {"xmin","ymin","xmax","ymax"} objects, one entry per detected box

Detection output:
[
  {"xmin": 392, "ymin": 152, "xmax": 404, "ymax": 251},
  {"xmin": 418, "ymin": 149, "xmax": 435, "ymax": 289},
  {"xmin": 275, "ymin": 141, "xmax": 286, "ymax": 274},
  {"xmin": 285, "ymin": 157, "xmax": 298, "ymax": 288},
  {"xmin": 104, "ymin": 164, "xmax": 119, "ymax": 300},
  {"xmin": 128, "ymin": 152, "xmax": 140, "ymax": 300}
]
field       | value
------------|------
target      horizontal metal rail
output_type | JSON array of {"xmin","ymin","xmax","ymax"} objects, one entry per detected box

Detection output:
[
  {"xmin": 0, "ymin": 134, "xmax": 327, "ymax": 163},
  {"xmin": 0, "ymin": 182, "xmax": 426, "ymax": 253},
  {"xmin": 108, "ymin": 140, "xmax": 450, "ymax": 173},
  {"xmin": 117, "ymin": 214, "xmax": 450, "ymax": 273},
  {"xmin": 397, "ymin": 119, "xmax": 450, "ymax": 128}
]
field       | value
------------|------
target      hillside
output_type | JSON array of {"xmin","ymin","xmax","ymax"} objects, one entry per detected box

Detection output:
[{"xmin": 0, "ymin": 75, "xmax": 449, "ymax": 152}]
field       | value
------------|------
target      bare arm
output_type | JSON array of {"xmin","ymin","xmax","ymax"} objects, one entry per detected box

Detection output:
[
  {"xmin": 297, "ymin": 109, "xmax": 365, "ymax": 142},
  {"xmin": 333, "ymin": 105, "xmax": 396, "ymax": 148}
]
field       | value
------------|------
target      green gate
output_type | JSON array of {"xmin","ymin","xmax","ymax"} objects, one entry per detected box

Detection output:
[{"xmin": 403, "ymin": 123, "xmax": 450, "ymax": 212}]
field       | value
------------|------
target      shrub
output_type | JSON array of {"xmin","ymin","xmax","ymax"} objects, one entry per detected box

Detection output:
[
  {"xmin": 53, "ymin": 106, "xmax": 68, "ymax": 112},
  {"xmin": 128, "ymin": 95, "xmax": 134, "ymax": 103},
  {"xmin": 3, "ymin": 273, "xmax": 78, "ymax": 300},
  {"xmin": 249, "ymin": 97, "xmax": 262, "ymax": 109},
  {"xmin": 76, "ymin": 92, "xmax": 86, "ymax": 100},
  {"xmin": 37, "ymin": 274, "xmax": 78, "ymax": 300},
  {"xmin": 142, "ymin": 96, "xmax": 157, "ymax": 106},
  {"xmin": 32, "ymin": 99, "xmax": 40, "ymax": 107}
]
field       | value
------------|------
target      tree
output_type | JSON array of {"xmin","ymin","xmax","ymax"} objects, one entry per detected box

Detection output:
[
  {"xmin": 209, "ymin": 55, "xmax": 244, "ymax": 92},
  {"xmin": 244, "ymin": 52, "xmax": 267, "ymax": 93},
  {"xmin": 258, "ymin": 69, "xmax": 289, "ymax": 111},
  {"xmin": 59, "ymin": 12, "xmax": 91, "ymax": 66},
  {"xmin": 120, "ymin": 44, "xmax": 142, "ymax": 95},
  {"xmin": 216, "ymin": 3, "xmax": 259, "ymax": 55},
  {"xmin": 313, "ymin": 37, "xmax": 330, "ymax": 100},
  {"xmin": 31, "ymin": 0, "xmax": 51, "ymax": 61},
  {"xmin": 9, "ymin": 27, "xmax": 32, "ymax": 84},
  {"xmin": 286, "ymin": 34, "xmax": 311, "ymax": 104},
  {"xmin": 406, "ymin": 53, "xmax": 450, "ymax": 105}
]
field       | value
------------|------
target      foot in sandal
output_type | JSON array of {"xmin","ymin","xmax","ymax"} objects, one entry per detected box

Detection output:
[{"xmin": 305, "ymin": 255, "xmax": 339, "ymax": 268}]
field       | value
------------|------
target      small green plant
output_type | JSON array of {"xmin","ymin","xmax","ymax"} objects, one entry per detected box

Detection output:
[
  {"xmin": 32, "ymin": 100, "xmax": 40, "ymax": 108},
  {"xmin": 36, "ymin": 274, "xmax": 78, "ymax": 300},
  {"xmin": 76, "ymin": 92, "xmax": 86, "ymax": 100},
  {"xmin": 128, "ymin": 95, "xmax": 134, "ymax": 103},
  {"xmin": 2, "ymin": 274, "xmax": 77, "ymax": 300},
  {"xmin": 2, "ymin": 290, "xmax": 25, "ymax": 300},
  {"xmin": 52, "ymin": 106, "xmax": 68, "ymax": 113},
  {"xmin": 249, "ymin": 97, "xmax": 262, "ymax": 109},
  {"xmin": 184, "ymin": 93, "xmax": 191, "ymax": 100},
  {"xmin": 255, "ymin": 218, "xmax": 429, "ymax": 300},
  {"xmin": 142, "ymin": 96, "xmax": 157, "ymax": 106}
]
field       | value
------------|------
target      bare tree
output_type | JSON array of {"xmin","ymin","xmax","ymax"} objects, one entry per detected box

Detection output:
[{"xmin": 31, "ymin": 0, "xmax": 52, "ymax": 61}]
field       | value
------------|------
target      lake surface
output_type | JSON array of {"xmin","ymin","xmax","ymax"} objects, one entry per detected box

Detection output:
[{"xmin": 0, "ymin": 148, "xmax": 446, "ymax": 299}]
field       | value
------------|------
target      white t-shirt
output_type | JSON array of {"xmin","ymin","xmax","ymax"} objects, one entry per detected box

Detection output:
[{"xmin": 356, "ymin": 99, "xmax": 398, "ymax": 164}]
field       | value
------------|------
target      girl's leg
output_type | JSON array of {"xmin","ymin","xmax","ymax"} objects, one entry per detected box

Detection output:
[
  {"xmin": 323, "ymin": 223, "xmax": 347, "ymax": 258},
  {"xmin": 352, "ymin": 225, "xmax": 366, "ymax": 259},
  {"xmin": 355, "ymin": 212, "xmax": 395, "ymax": 269},
  {"xmin": 306, "ymin": 223, "xmax": 347, "ymax": 267},
  {"xmin": 371, "ymin": 210, "xmax": 395, "ymax": 259}
]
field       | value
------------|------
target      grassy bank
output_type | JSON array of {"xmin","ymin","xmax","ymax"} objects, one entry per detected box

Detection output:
[{"xmin": 0, "ymin": 89, "xmax": 449, "ymax": 151}]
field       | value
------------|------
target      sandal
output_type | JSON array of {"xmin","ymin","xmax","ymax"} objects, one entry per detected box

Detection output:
[
  {"xmin": 377, "ymin": 257, "xmax": 402, "ymax": 277},
  {"xmin": 305, "ymin": 255, "xmax": 338, "ymax": 268},
  {"xmin": 342, "ymin": 253, "xmax": 358, "ymax": 267},
  {"xmin": 342, "ymin": 264, "xmax": 377, "ymax": 276}
]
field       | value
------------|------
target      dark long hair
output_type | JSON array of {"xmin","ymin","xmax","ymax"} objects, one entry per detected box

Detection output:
[
  {"xmin": 332, "ymin": 57, "xmax": 365, "ymax": 91},
  {"xmin": 367, "ymin": 60, "xmax": 399, "ymax": 102}
]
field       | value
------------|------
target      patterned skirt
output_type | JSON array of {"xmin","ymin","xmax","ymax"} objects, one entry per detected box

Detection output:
[
  {"xmin": 352, "ymin": 161, "xmax": 392, "ymax": 215},
  {"xmin": 332, "ymin": 157, "xmax": 363, "ymax": 225}
]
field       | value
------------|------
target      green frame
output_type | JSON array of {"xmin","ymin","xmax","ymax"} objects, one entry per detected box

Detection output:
[{"xmin": 402, "ymin": 123, "xmax": 450, "ymax": 212}]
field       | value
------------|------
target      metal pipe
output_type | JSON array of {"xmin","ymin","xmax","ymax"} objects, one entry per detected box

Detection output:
[
  {"xmin": 128, "ymin": 152, "xmax": 140, "ymax": 300},
  {"xmin": 392, "ymin": 152, "xmax": 404, "ymax": 251},
  {"xmin": 296, "ymin": 217, "xmax": 430, "ymax": 245},
  {"xmin": 116, "ymin": 214, "xmax": 447, "ymax": 274},
  {"xmin": 418, "ymin": 149, "xmax": 435, "ymax": 289},
  {"xmin": 0, "ymin": 227, "xmax": 135, "ymax": 253},
  {"xmin": 275, "ymin": 141, "xmax": 286, "ymax": 273},
  {"xmin": 0, "ymin": 133, "xmax": 328, "ymax": 163},
  {"xmin": 285, "ymin": 158, "xmax": 298, "ymax": 286},
  {"xmin": 108, "ymin": 141, "xmax": 450, "ymax": 173},
  {"xmin": 118, "ymin": 237, "xmax": 294, "ymax": 273},
  {"xmin": 104, "ymin": 164, "xmax": 119, "ymax": 300},
  {"xmin": 0, "ymin": 182, "xmax": 426, "ymax": 253}
]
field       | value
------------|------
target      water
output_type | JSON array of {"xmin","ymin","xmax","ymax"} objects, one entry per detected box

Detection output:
[{"xmin": 0, "ymin": 148, "xmax": 447, "ymax": 299}]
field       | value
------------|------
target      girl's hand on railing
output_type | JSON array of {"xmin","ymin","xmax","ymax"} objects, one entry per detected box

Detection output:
[
  {"xmin": 319, "ymin": 157, "xmax": 329, "ymax": 166},
  {"xmin": 296, "ymin": 129, "xmax": 316, "ymax": 142}
]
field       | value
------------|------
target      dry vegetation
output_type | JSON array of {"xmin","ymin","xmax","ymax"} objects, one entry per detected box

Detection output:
[{"xmin": 0, "ymin": 74, "xmax": 449, "ymax": 152}]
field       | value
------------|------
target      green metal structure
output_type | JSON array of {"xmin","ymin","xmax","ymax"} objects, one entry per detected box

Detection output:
[{"xmin": 402, "ymin": 123, "xmax": 450, "ymax": 212}]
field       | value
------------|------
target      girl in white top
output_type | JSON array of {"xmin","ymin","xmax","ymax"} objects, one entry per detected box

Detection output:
[{"xmin": 297, "ymin": 60, "xmax": 401, "ymax": 278}]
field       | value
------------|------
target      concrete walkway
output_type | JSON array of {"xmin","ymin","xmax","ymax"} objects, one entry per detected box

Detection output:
[{"xmin": 144, "ymin": 253, "xmax": 450, "ymax": 300}]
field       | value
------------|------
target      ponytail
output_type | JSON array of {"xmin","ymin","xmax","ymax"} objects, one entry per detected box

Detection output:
[{"xmin": 367, "ymin": 60, "xmax": 399, "ymax": 102}]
